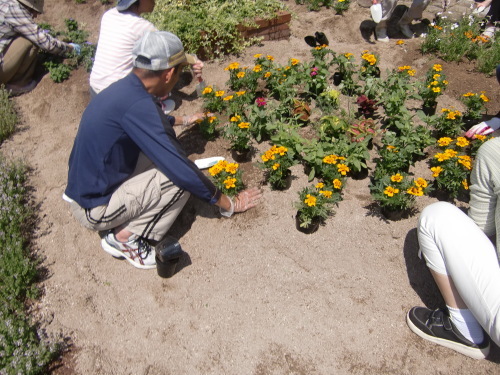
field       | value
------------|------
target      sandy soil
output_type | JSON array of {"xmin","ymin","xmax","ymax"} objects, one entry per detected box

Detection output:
[{"xmin": 2, "ymin": 0, "xmax": 500, "ymax": 373}]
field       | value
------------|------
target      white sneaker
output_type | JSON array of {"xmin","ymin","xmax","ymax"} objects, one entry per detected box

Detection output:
[
  {"xmin": 399, "ymin": 23, "xmax": 414, "ymax": 38},
  {"xmin": 101, "ymin": 232, "xmax": 156, "ymax": 269},
  {"xmin": 376, "ymin": 27, "xmax": 389, "ymax": 42},
  {"xmin": 482, "ymin": 26, "xmax": 496, "ymax": 39}
]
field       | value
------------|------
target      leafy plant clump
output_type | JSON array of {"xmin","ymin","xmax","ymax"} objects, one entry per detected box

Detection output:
[
  {"xmin": 0, "ymin": 86, "xmax": 18, "ymax": 143},
  {"xmin": 38, "ymin": 19, "xmax": 96, "ymax": 83},
  {"xmin": 147, "ymin": 0, "xmax": 287, "ymax": 59},
  {"xmin": 0, "ymin": 156, "xmax": 62, "ymax": 374}
]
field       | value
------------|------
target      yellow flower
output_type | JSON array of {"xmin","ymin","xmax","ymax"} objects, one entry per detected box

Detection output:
[
  {"xmin": 386, "ymin": 145, "xmax": 398, "ymax": 152},
  {"xmin": 223, "ymin": 177, "xmax": 237, "ymax": 189},
  {"xmin": 432, "ymin": 87, "xmax": 441, "ymax": 93},
  {"xmin": 333, "ymin": 179, "xmax": 342, "ymax": 189},
  {"xmin": 207, "ymin": 115, "xmax": 217, "ymax": 123},
  {"xmin": 396, "ymin": 40, "xmax": 404, "ymax": 45},
  {"xmin": 384, "ymin": 186, "xmax": 400, "ymax": 197},
  {"xmin": 264, "ymin": 72, "xmax": 272, "ymax": 78},
  {"xmin": 434, "ymin": 153, "xmax": 449, "ymax": 162},
  {"xmin": 266, "ymin": 55, "xmax": 274, "ymax": 61},
  {"xmin": 254, "ymin": 53, "xmax": 262, "ymax": 58},
  {"xmin": 463, "ymin": 92, "xmax": 474, "ymax": 97},
  {"xmin": 238, "ymin": 122, "xmax": 250, "ymax": 129},
  {"xmin": 223, "ymin": 95, "xmax": 233, "ymax": 101},
  {"xmin": 290, "ymin": 58, "xmax": 300, "ymax": 65},
  {"xmin": 462, "ymin": 179, "xmax": 469, "ymax": 190},
  {"xmin": 414, "ymin": 178, "xmax": 428, "ymax": 188},
  {"xmin": 430, "ymin": 80, "xmax": 439, "ymax": 86},
  {"xmin": 215, "ymin": 90, "xmax": 225, "ymax": 97},
  {"xmin": 444, "ymin": 149, "xmax": 458, "ymax": 158},
  {"xmin": 209, "ymin": 165, "xmax": 222, "ymax": 176},
  {"xmin": 391, "ymin": 173, "xmax": 403, "ymax": 183},
  {"xmin": 442, "ymin": 80, "xmax": 448, "ymax": 85},
  {"xmin": 323, "ymin": 154, "xmax": 338, "ymax": 164},
  {"xmin": 236, "ymin": 90, "xmax": 246, "ymax": 96},
  {"xmin": 315, "ymin": 182, "xmax": 325, "ymax": 189},
  {"xmin": 304, "ymin": 194, "xmax": 317, "ymax": 207},
  {"xmin": 253, "ymin": 65, "xmax": 262, "ymax": 72},
  {"xmin": 437, "ymin": 137, "xmax": 453, "ymax": 147},
  {"xmin": 474, "ymin": 134, "xmax": 487, "ymax": 141},
  {"xmin": 225, "ymin": 163, "xmax": 239, "ymax": 174},
  {"xmin": 202, "ymin": 86, "xmax": 213, "ymax": 95},
  {"xmin": 230, "ymin": 115, "xmax": 241, "ymax": 122},
  {"xmin": 433, "ymin": 74, "xmax": 441, "ymax": 79},
  {"xmin": 458, "ymin": 159, "xmax": 472, "ymax": 170},
  {"xmin": 236, "ymin": 71, "xmax": 245, "ymax": 79},
  {"xmin": 344, "ymin": 52, "xmax": 353, "ymax": 58},
  {"xmin": 408, "ymin": 69, "xmax": 416, "ymax": 76},
  {"xmin": 480, "ymin": 93, "xmax": 489, "ymax": 102},
  {"xmin": 407, "ymin": 186, "xmax": 424, "ymax": 196},
  {"xmin": 455, "ymin": 137, "xmax": 470, "ymax": 147},
  {"xmin": 272, "ymin": 163, "xmax": 280, "ymax": 170},
  {"xmin": 224, "ymin": 62, "xmax": 240, "ymax": 70},
  {"xmin": 431, "ymin": 166, "xmax": 443, "ymax": 177},
  {"xmin": 337, "ymin": 163, "xmax": 350, "ymax": 176},
  {"xmin": 433, "ymin": 64, "xmax": 442, "ymax": 71},
  {"xmin": 320, "ymin": 190, "xmax": 333, "ymax": 198}
]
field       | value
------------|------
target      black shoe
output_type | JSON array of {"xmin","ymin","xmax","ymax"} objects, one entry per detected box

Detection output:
[
  {"xmin": 304, "ymin": 35, "xmax": 317, "ymax": 47},
  {"xmin": 315, "ymin": 31, "xmax": 329, "ymax": 46},
  {"xmin": 406, "ymin": 307, "xmax": 490, "ymax": 359}
]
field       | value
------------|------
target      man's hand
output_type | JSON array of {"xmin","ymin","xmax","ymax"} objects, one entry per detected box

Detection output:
[
  {"xmin": 191, "ymin": 59, "xmax": 204, "ymax": 79},
  {"xmin": 234, "ymin": 187, "xmax": 263, "ymax": 213}
]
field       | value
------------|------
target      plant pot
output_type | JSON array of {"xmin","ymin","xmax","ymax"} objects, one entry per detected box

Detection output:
[
  {"xmin": 333, "ymin": 72, "xmax": 343, "ymax": 86},
  {"xmin": 295, "ymin": 213, "xmax": 320, "ymax": 234},
  {"xmin": 270, "ymin": 170, "xmax": 292, "ymax": 191},
  {"xmin": 350, "ymin": 167, "xmax": 369, "ymax": 180},
  {"xmin": 372, "ymin": 67, "xmax": 381, "ymax": 78},
  {"xmin": 231, "ymin": 148, "xmax": 252, "ymax": 162},
  {"xmin": 380, "ymin": 207, "xmax": 408, "ymax": 221},
  {"xmin": 422, "ymin": 102, "xmax": 437, "ymax": 116}
]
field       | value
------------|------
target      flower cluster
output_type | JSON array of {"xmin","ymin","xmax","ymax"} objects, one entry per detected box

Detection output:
[
  {"xmin": 430, "ymin": 136, "xmax": 475, "ymax": 199},
  {"xmin": 259, "ymin": 145, "xmax": 296, "ymax": 190},
  {"xmin": 321, "ymin": 154, "xmax": 350, "ymax": 182},
  {"xmin": 370, "ymin": 173, "xmax": 431, "ymax": 211},
  {"xmin": 333, "ymin": 0, "xmax": 350, "ymax": 14},
  {"xmin": 432, "ymin": 108, "xmax": 464, "ymax": 137},
  {"xmin": 360, "ymin": 51, "xmax": 380, "ymax": 79},
  {"xmin": 196, "ymin": 113, "xmax": 219, "ymax": 140},
  {"xmin": 208, "ymin": 160, "xmax": 244, "ymax": 196},
  {"xmin": 461, "ymin": 91, "xmax": 489, "ymax": 120},
  {"xmin": 295, "ymin": 183, "xmax": 340, "ymax": 228},
  {"xmin": 223, "ymin": 114, "xmax": 252, "ymax": 152},
  {"xmin": 419, "ymin": 64, "xmax": 448, "ymax": 106}
]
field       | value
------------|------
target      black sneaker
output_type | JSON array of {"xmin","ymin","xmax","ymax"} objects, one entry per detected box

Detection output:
[{"xmin": 406, "ymin": 307, "xmax": 490, "ymax": 359}]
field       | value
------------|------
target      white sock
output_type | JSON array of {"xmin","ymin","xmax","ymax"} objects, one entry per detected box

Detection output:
[{"xmin": 447, "ymin": 306, "xmax": 485, "ymax": 344}]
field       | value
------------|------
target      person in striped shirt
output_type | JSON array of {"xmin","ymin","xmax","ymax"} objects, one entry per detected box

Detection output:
[
  {"xmin": 0, "ymin": 0, "xmax": 80, "ymax": 95},
  {"xmin": 89, "ymin": 0, "xmax": 203, "ymax": 100}
]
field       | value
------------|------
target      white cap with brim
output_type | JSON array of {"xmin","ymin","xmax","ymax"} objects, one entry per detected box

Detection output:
[
  {"xmin": 18, "ymin": 0, "xmax": 44, "ymax": 13},
  {"xmin": 116, "ymin": 0, "xmax": 138, "ymax": 11},
  {"xmin": 132, "ymin": 31, "xmax": 196, "ymax": 71}
]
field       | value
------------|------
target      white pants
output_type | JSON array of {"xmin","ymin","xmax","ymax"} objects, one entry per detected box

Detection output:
[{"xmin": 418, "ymin": 202, "xmax": 500, "ymax": 345}]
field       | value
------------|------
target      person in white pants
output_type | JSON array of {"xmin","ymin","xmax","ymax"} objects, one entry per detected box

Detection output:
[
  {"xmin": 372, "ymin": 0, "xmax": 432, "ymax": 41},
  {"xmin": 407, "ymin": 136, "xmax": 500, "ymax": 359}
]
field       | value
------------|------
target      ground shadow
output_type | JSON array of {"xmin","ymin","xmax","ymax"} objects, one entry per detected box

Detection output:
[
  {"xmin": 403, "ymin": 227, "xmax": 445, "ymax": 309},
  {"xmin": 360, "ymin": 20, "xmax": 376, "ymax": 43}
]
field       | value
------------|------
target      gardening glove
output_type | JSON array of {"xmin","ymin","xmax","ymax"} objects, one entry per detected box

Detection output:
[
  {"xmin": 234, "ymin": 187, "xmax": 263, "ymax": 213},
  {"xmin": 69, "ymin": 43, "xmax": 81, "ymax": 55},
  {"xmin": 465, "ymin": 119, "xmax": 500, "ymax": 138}
]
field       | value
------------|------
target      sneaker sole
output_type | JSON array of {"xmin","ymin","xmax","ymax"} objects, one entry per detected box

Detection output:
[
  {"xmin": 406, "ymin": 311, "xmax": 489, "ymax": 360},
  {"xmin": 100, "ymin": 238, "xmax": 156, "ymax": 270}
]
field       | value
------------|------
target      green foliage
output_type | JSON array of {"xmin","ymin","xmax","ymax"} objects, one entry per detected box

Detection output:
[
  {"xmin": 0, "ymin": 156, "xmax": 61, "ymax": 374},
  {"xmin": 197, "ymin": 114, "xmax": 219, "ymax": 140},
  {"xmin": 332, "ymin": 0, "xmax": 350, "ymax": 14},
  {"xmin": 295, "ymin": 0, "xmax": 334, "ymax": 11},
  {"xmin": 259, "ymin": 145, "xmax": 296, "ymax": 190},
  {"xmin": 294, "ymin": 185, "xmax": 337, "ymax": 227},
  {"xmin": 420, "ymin": 15, "xmax": 497, "ymax": 75},
  {"xmin": 0, "ymin": 86, "xmax": 17, "ymax": 143},
  {"xmin": 38, "ymin": 19, "xmax": 96, "ymax": 83},
  {"xmin": 147, "ymin": 0, "xmax": 286, "ymax": 59}
]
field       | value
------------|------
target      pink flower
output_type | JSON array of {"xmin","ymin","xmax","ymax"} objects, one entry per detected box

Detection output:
[
  {"xmin": 256, "ymin": 97, "xmax": 267, "ymax": 107},
  {"xmin": 310, "ymin": 67, "xmax": 319, "ymax": 77}
]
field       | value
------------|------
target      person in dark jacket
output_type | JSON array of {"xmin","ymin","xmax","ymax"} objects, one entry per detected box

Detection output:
[{"xmin": 64, "ymin": 31, "xmax": 261, "ymax": 270}]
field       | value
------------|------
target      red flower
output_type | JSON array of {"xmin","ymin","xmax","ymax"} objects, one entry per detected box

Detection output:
[{"xmin": 256, "ymin": 97, "xmax": 267, "ymax": 107}]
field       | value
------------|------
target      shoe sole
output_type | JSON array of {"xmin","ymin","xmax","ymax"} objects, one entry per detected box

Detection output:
[
  {"xmin": 101, "ymin": 238, "xmax": 156, "ymax": 270},
  {"xmin": 406, "ymin": 311, "xmax": 489, "ymax": 360}
]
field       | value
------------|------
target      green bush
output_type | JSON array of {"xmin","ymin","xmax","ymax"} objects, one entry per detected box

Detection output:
[
  {"xmin": 0, "ymin": 86, "xmax": 17, "ymax": 143},
  {"xmin": 0, "ymin": 156, "xmax": 61, "ymax": 374},
  {"xmin": 147, "ymin": 0, "xmax": 286, "ymax": 59}
]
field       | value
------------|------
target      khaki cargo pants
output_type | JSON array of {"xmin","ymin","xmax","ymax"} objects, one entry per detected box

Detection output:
[
  {"xmin": 0, "ymin": 36, "xmax": 38, "ymax": 85},
  {"xmin": 68, "ymin": 154, "xmax": 190, "ymax": 241}
]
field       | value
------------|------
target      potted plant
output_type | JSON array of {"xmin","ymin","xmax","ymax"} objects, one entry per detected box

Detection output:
[
  {"xmin": 460, "ymin": 91, "xmax": 489, "ymax": 123},
  {"xmin": 208, "ymin": 160, "xmax": 245, "ymax": 197},
  {"xmin": 370, "ymin": 173, "xmax": 431, "ymax": 220},
  {"xmin": 196, "ymin": 113, "xmax": 219, "ymax": 140},
  {"xmin": 417, "ymin": 64, "xmax": 448, "ymax": 115},
  {"xmin": 294, "ymin": 184, "xmax": 336, "ymax": 233},
  {"xmin": 223, "ymin": 114, "xmax": 253, "ymax": 161},
  {"xmin": 259, "ymin": 145, "xmax": 296, "ymax": 190}
]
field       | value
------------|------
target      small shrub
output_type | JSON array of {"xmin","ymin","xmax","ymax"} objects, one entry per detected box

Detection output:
[{"xmin": 0, "ymin": 86, "xmax": 17, "ymax": 143}]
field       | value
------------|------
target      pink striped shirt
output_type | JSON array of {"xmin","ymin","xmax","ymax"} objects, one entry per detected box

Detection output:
[{"xmin": 89, "ymin": 8, "xmax": 157, "ymax": 93}]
